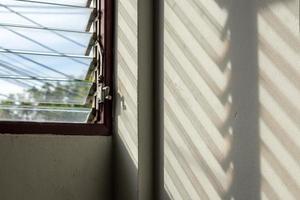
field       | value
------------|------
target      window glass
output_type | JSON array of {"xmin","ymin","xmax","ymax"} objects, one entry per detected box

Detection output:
[{"xmin": 0, "ymin": 0, "xmax": 96, "ymax": 122}]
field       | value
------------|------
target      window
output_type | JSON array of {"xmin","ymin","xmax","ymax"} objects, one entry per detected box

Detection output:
[{"xmin": 0, "ymin": 0, "xmax": 114, "ymax": 135}]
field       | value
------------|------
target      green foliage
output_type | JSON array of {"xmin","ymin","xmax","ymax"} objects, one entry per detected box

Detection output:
[{"xmin": 0, "ymin": 81, "xmax": 91, "ymax": 122}]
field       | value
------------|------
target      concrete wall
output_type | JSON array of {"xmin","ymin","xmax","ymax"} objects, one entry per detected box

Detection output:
[
  {"xmin": 113, "ymin": 0, "xmax": 138, "ymax": 199},
  {"xmin": 164, "ymin": 0, "xmax": 300, "ymax": 199},
  {"xmin": 0, "ymin": 134, "xmax": 111, "ymax": 200}
]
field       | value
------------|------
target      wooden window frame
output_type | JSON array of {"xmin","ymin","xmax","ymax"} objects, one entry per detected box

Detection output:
[{"xmin": 0, "ymin": 0, "xmax": 114, "ymax": 136}]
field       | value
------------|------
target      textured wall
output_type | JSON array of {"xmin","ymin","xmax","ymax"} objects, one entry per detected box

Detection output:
[
  {"xmin": 164, "ymin": 0, "xmax": 300, "ymax": 199},
  {"xmin": 0, "ymin": 135, "xmax": 111, "ymax": 200},
  {"xmin": 115, "ymin": 0, "xmax": 138, "ymax": 166},
  {"xmin": 114, "ymin": 0, "xmax": 138, "ymax": 199},
  {"xmin": 113, "ymin": 0, "xmax": 299, "ymax": 199}
]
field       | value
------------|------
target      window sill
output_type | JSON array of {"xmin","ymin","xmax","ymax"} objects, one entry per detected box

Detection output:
[{"xmin": 0, "ymin": 121, "xmax": 111, "ymax": 136}]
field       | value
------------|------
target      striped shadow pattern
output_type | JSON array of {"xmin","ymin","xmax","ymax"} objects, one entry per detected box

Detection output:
[
  {"xmin": 116, "ymin": 0, "xmax": 138, "ymax": 167},
  {"xmin": 164, "ymin": 0, "xmax": 300, "ymax": 199}
]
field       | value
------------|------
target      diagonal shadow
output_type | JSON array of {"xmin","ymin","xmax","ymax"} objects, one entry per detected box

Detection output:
[
  {"xmin": 216, "ymin": 0, "xmax": 297, "ymax": 199},
  {"xmin": 224, "ymin": 1, "xmax": 260, "ymax": 199}
]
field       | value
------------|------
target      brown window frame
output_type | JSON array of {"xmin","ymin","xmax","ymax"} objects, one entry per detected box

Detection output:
[{"xmin": 0, "ymin": 0, "xmax": 114, "ymax": 136}]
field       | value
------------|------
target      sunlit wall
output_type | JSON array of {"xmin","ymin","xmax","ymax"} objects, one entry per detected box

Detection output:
[
  {"xmin": 164, "ymin": 0, "xmax": 300, "ymax": 199},
  {"xmin": 114, "ymin": 0, "xmax": 138, "ymax": 199},
  {"xmin": 116, "ymin": 0, "xmax": 137, "ymax": 167}
]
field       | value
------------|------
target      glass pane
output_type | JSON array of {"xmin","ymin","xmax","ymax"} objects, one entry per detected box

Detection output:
[
  {"xmin": 0, "ymin": 77, "xmax": 92, "ymax": 104},
  {"xmin": 0, "ymin": 0, "xmax": 92, "ymax": 31},
  {"xmin": 0, "ymin": 26, "xmax": 93, "ymax": 55},
  {"xmin": 1, "ymin": 0, "xmax": 91, "ymax": 7},
  {"xmin": 0, "ymin": 0, "xmax": 95, "ymax": 122},
  {"xmin": 0, "ymin": 105, "xmax": 90, "ymax": 123},
  {"xmin": 0, "ymin": 53, "xmax": 93, "ymax": 79}
]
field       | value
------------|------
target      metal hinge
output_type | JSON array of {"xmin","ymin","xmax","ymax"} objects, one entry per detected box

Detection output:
[{"xmin": 97, "ymin": 84, "xmax": 112, "ymax": 104}]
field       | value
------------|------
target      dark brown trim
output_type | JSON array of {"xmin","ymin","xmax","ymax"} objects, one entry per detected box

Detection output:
[
  {"xmin": 103, "ymin": 0, "xmax": 114, "ymax": 132},
  {"xmin": 0, "ymin": 121, "xmax": 110, "ymax": 135}
]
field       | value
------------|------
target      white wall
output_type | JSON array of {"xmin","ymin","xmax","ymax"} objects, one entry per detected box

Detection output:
[
  {"xmin": 164, "ymin": 0, "xmax": 300, "ymax": 199},
  {"xmin": 114, "ymin": 0, "xmax": 299, "ymax": 199},
  {"xmin": 113, "ymin": 0, "xmax": 138, "ymax": 199}
]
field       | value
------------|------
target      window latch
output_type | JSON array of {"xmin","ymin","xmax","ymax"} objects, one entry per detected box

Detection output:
[{"xmin": 97, "ymin": 84, "xmax": 112, "ymax": 104}]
